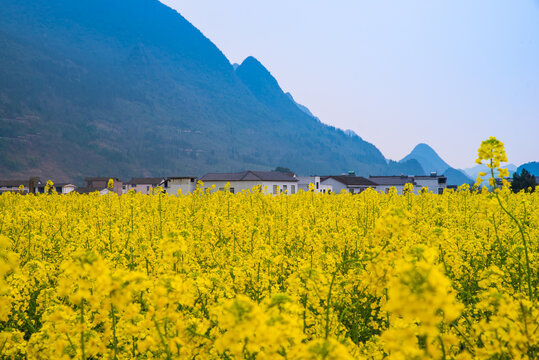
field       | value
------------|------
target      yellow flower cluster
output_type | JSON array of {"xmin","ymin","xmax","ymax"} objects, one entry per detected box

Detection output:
[
  {"xmin": 0, "ymin": 141, "xmax": 537, "ymax": 359},
  {"xmin": 475, "ymin": 137, "xmax": 510, "ymax": 187}
]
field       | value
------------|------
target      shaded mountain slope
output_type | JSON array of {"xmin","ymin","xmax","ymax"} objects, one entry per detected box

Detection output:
[
  {"xmin": 442, "ymin": 168, "xmax": 473, "ymax": 187},
  {"xmin": 0, "ymin": 0, "xmax": 419, "ymax": 182},
  {"xmin": 517, "ymin": 162, "xmax": 539, "ymax": 176}
]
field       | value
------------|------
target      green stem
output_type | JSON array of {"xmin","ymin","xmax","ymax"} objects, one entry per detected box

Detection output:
[
  {"xmin": 490, "ymin": 162, "xmax": 533, "ymax": 300},
  {"xmin": 324, "ymin": 243, "xmax": 388, "ymax": 339},
  {"xmin": 153, "ymin": 317, "xmax": 172, "ymax": 360},
  {"xmin": 80, "ymin": 301, "xmax": 86, "ymax": 360},
  {"xmin": 111, "ymin": 304, "xmax": 118, "ymax": 360}
]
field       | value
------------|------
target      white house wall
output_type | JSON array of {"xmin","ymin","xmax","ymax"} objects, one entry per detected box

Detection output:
[
  {"xmin": 414, "ymin": 179, "xmax": 446, "ymax": 194},
  {"xmin": 166, "ymin": 182, "xmax": 197, "ymax": 196},
  {"xmin": 202, "ymin": 181, "xmax": 298, "ymax": 195},
  {"xmin": 321, "ymin": 178, "xmax": 348, "ymax": 193}
]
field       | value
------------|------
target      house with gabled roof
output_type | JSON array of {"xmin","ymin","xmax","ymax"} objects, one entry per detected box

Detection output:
[
  {"xmin": 321, "ymin": 175, "xmax": 377, "ymax": 194},
  {"xmin": 199, "ymin": 170, "xmax": 298, "ymax": 195},
  {"xmin": 84, "ymin": 177, "xmax": 123, "ymax": 195},
  {"xmin": 0, "ymin": 178, "xmax": 45, "ymax": 194},
  {"xmin": 0, "ymin": 179, "xmax": 33, "ymax": 194}
]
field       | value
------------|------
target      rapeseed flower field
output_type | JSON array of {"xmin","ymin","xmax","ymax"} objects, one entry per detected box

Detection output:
[{"xmin": 0, "ymin": 138, "xmax": 537, "ymax": 359}]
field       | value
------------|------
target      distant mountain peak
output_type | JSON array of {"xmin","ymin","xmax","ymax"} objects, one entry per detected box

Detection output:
[
  {"xmin": 401, "ymin": 143, "xmax": 450, "ymax": 174},
  {"xmin": 237, "ymin": 56, "xmax": 273, "ymax": 79},
  {"xmin": 235, "ymin": 56, "xmax": 300, "ymax": 113},
  {"xmin": 411, "ymin": 143, "xmax": 437, "ymax": 154},
  {"xmin": 236, "ymin": 56, "xmax": 282, "ymax": 93},
  {"xmin": 401, "ymin": 143, "xmax": 473, "ymax": 185}
]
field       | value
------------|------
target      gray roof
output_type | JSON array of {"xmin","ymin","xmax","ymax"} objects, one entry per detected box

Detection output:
[
  {"xmin": 322, "ymin": 175, "xmax": 378, "ymax": 186},
  {"xmin": 127, "ymin": 177, "xmax": 164, "ymax": 185},
  {"xmin": 369, "ymin": 176, "xmax": 415, "ymax": 186},
  {"xmin": 200, "ymin": 171, "xmax": 297, "ymax": 182},
  {"xmin": 0, "ymin": 180, "xmax": 30, "ymax": 187},
  {"xmin": 85, "ymin": 177, "xmax": 121, "ymax": 181},
  {"xmin": 413, "ymin": 175, "xmax": 446, "ymax": 180}
]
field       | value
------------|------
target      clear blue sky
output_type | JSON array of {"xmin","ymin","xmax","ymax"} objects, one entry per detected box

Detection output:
[{"xmin": 161, "ymin": 0, "xmax": 539, "ymax": 169}]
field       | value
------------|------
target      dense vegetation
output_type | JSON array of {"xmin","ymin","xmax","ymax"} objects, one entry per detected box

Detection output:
[{"xmin": 0, "ymin": 138, "xmax": 537, "ymax": 359}]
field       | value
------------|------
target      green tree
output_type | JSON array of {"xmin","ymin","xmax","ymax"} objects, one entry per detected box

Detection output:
[{"xmin": 512, "ymin": 168, "xmax": 536, "ymax": 193}]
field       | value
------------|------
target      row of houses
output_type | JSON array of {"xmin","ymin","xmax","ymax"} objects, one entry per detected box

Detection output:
[{"xmin": 1, "ymin": 171, "xmax": 448, "ymax": 195}]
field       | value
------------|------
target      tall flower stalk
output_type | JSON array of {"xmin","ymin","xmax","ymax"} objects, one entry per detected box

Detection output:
[{"xmin": 475, "ymin": 136, "xmax": 534, "ymax": 300}]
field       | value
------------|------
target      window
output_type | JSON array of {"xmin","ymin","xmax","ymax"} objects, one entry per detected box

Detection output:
[
  {"xmin": 273, "ymin": 185, "xmax": 278, "ymax": 194},
  {"xmin": 230, "ymin": 188, "xmax": 235, "ymax": 194},
  {"xmin": 122, "ymin": 185, "xmax": 126, "ymax": 190},
  {"xmin": 438, "ymin": 188, "xmax": 444, "ymax": 195},
  {"xmin": 316, "ymin": 182, "xmax": 319, "ymax": 189},
  {"xmin": 283, "ymin": 185, "xmax": 288, "ymax": 192},
  {"xmin": 291, "ymin": 185, "xmax": 296, "ymax": 194},
  {"xmin": 147, "ymin": 186, "xmax": 150, "ymax": 191}
]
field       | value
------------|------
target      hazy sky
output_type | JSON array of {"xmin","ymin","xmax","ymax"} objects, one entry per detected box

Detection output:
[{"xmin": 161, "ymin": 0, "xmax": 539, "ymax": 168}]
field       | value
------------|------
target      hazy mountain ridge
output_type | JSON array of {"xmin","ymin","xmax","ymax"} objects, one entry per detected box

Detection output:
[
  {"xmin": 0, "ymin": 0, "xmax": 422, "ymax": 182},
  {"xmin": 464, "ymin": 163, "xmax": 517, "ymax": 180},
  {"xmin": 400, "ymin": 143, "xmax": 473, "ymax": 186}
]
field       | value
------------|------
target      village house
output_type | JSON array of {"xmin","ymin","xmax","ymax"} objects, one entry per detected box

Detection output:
[
  {"xmin": 297, "ymin": 176, "xmax": 333, "ymax": 193},
  {"xmin": 369, "ymin": 175, "xmax": 416, "ymax": 194},
  {"xmin": 0, "ymin": 179, "xmax": 77, "ymax": 194},
  {"xmin": 84, "ymin": 177, "xmax": 123, "ymax": 195},
  {"xmin": 75, "ymin": 187, "xmax": 114, "ymax": 195},
  {"xmin": 199, "ymin": 171, "xmax": 298, "ymax": 195},
  {"xmin": 0, "ymin": 179, "xmax": 32, "ymax": 194},
  {"xmin": 123, "ymin": 177, "xmax": 165, "ymax": 194},
  {"xmin": 35, "ymin": 183, "xmax": 77, "ymax": 194},
  {"xmin": 412, "ymin": 173, "xmax": 447, "ymax": 194},
  {"xmin": 160, "ymin": 176, "xmax": 198, "ymax": 195},
  {"xmin": 321, "ymin": 174, "xmax": 377, "ymax": 194},
  {"xmin": 0, "ymin": 178, "xmax": 46, "ymax": 194}
]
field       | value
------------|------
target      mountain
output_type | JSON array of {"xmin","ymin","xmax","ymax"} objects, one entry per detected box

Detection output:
[
  {"xmin": 517, "ymin": 162, "xmax": 539, "ymax": 176},
  {"xmin": 464, "ymin": 163, "xmax": 517, "ymax": 180},
  {"xmin": 401, "ymin": 143, "xmax": 450, "ymax": 174},
  {"xmin": 0, "ymin": 0, "xmax": 420, "ymax": 183},
  {"xmin": 400, "ymin": 143, "xmax": 473, "ymax": 186}
]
